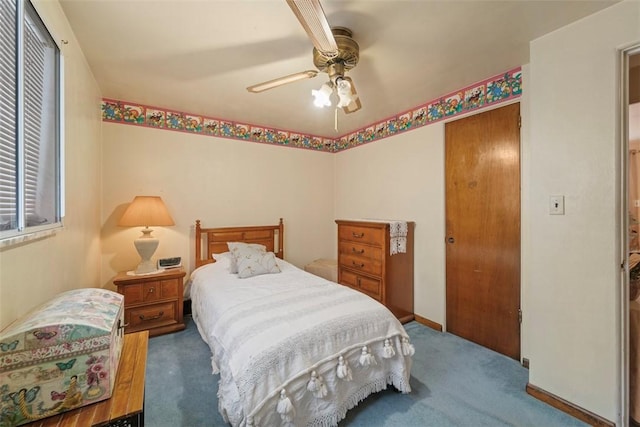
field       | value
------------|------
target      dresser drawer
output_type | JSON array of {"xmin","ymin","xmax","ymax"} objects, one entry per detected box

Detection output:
[
  {"xmin": 338, "ymin": 224, "xmax": 385, "ymax": 247},
  {"xmin": 127, "ymin": 301, "xmax": 176, "ymax": 330},
  {"xmin": 121, "ymin": 278, "xmax": 180, "ymax": 305},
  {"xmin": 339, "ymin": 241, "xmax": 383, "ymax": 261},
  {"xmin": 339, "ymin": 253, "xmax": 383, "ymax": 276},
  {"xmin": 340, "ymin": 269, "xmax": 382, "ymax": 300}
]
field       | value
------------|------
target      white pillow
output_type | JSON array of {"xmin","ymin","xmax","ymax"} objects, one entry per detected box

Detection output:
[
  {"xmin": 212, "ymin": 252, "xmax": 237, "ymax": 273},
  {"xmin": 236, "ymin": 250, "xmax": 281, "ymax": 279},
  {"xmin": 227, "ymin": 242, "xmax": 267, "ymax": 255}
]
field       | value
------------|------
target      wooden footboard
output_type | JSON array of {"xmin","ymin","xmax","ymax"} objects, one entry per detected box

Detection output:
[{"xmin": 195, "ymin": 219, "xmax": 284, "ymax": 268}]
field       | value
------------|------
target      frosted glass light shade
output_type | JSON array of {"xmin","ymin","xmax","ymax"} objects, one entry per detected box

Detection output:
[
  {"xmin": 312, "ymin": 83, "xmax": 333, "ymax": 108},
  {"xmin": 336, "ymin": 78, "xmax": 354, "ymax": 108}
]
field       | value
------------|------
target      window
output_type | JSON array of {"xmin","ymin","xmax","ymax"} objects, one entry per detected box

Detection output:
[{"xmin": 0, "ymin": 0, "xmax": 64, "ymax": 244}]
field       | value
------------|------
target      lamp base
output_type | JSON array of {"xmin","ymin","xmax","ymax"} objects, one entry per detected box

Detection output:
[
  {"xmin": 132, "ymin": 229, "xmax": 160, "ymax": 275},
  {"xmin": 134, "ymin": 260, "xmax": 160, "ymax": 275}
]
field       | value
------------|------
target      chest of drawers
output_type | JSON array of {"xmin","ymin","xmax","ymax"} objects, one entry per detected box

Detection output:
[
  {"xmin": 336, "ymin": 220, "xmax": 414, "ymax": 323},
  {"xmin": 113, "ymin": 268, "xmax": 186, "ymax": 337}
]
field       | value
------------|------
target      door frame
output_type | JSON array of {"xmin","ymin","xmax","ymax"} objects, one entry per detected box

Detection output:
[{"xmin": 620, "ymin": 43, "xmax": 640, "ymax": 427}]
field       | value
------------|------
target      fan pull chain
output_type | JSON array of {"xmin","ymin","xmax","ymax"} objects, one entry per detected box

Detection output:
[{"xmin": 334, "ymin": 107, "xmax": 339, "ymax": 133}]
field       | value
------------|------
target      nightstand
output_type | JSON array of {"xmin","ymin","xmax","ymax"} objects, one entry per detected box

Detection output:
[{"xmin": 114, "ymin": 268, "xmax": 186, "ymax": 337}]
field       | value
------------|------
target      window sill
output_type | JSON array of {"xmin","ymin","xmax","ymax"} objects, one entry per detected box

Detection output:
[{"xmin": 0, "ymin": 228, "xmax": 58, "ymax": 249}]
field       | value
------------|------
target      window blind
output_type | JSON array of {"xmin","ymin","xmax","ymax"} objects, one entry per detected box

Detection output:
[
  {"xmin": 0, "ymin": 0, "xmax": 60, "ymax": 237},
  {"xmin": 24, "ymin": 10, "xmax": 45, "ymax": 221},
  {"xmin": 0, "ymin": 0, "xmax": 17, "ymax": 230}
]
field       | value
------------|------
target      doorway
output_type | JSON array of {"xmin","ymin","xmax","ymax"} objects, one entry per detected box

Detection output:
[{"xmin": 445, "ymin": 102, "xmax": 521, "ymax": 360}]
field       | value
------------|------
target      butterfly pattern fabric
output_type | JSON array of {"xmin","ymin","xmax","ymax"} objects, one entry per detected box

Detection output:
[
  {"xmin": 0, "ymin": 340, "xmax": 18, "ymax": 352},
  {"xmin": 50, "ymin": 390, "xmax": 67, "ymax": 401},
  {"xmin": 55, "ymin": 359, "xmax": 76, "ymax": 371},
  {"xmin": 8, "ymin": 386, "xmax": 40, "ymax": 405},
  {"xmin": 0, "ymin": 288, "xmax": 125, "ymax": 425},
  {"xmin": 33, "ymin": 330, "xmax": 57, "ymax": 340}
]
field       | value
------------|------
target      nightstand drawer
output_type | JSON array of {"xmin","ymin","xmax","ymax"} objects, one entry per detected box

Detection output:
[
  {"xmin": 159, "ymin": 278, "xmax": 180, "ymax": 298},
  {"xmin": 127, "ymin": 301, "xmax": 176, "ymax": 330},
  {"xmin": 122, "ymin": 278, "xmax": 180, "ymax": 305}
]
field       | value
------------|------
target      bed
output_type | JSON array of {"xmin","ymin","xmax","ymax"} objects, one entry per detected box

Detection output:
[{"xmin": 189, "ymin": 219, "xmax": 414, "ymax": 426}]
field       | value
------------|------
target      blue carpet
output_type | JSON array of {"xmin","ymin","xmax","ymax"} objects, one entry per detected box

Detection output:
[{"xmin": 145, "ymin": 317, "xmax": 586, "ymax": 426}]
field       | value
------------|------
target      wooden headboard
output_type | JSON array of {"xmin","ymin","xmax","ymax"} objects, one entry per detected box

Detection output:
[{"xmin": 195, "ymin": 218, "xmax": 284, "ymax": 268}]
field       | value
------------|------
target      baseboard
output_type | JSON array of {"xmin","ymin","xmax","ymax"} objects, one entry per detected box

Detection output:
[
  {"xmin": 414, "ymin": 314, "xmax": 443, "ymax": 332},
  {"xmin": 525, "ymin": 383, "xmax": 614, "ymax": 427}
]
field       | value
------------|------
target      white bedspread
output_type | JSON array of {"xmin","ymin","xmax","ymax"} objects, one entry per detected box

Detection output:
[{"xmin": 190, "ymin": 259, "xmax": 413, "ymax": 427}]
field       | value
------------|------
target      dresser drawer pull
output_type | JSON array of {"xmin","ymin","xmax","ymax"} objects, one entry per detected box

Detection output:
[
  {"xmin": 351, "ymin": 247, "xmax": 365, "ymax": 254},
  {"xmin": 139, "ymin": 311, "xmax": 164, "ymax": 321},
  {"xmin": 352, "ymin": 261, "xmax": 365, "ymax": 268},
  {"xmin": 352, "ymin": 232, "xmax": 364, "ymax": 238},
  {"xmin": 148, "ymin": 287, "xmax": 155, "ymax": 293}
]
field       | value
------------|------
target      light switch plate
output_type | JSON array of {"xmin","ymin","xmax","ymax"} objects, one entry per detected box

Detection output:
[{"xmin": 549, "ymin": 195, "xmax": 565, "ymax": 215}]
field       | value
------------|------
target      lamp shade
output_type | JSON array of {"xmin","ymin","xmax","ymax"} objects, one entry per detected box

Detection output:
[{"xmin": 118, "ymin": 196, "xmax": 175, "ymax": 227}]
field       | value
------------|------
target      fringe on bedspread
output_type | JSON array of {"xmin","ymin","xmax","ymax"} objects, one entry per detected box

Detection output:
[
  {"xmin": 244, "ymin": 373, "xmax": 410, "ymax": 427},
  {"xmin": 306, "ymin": 373, "xmax": 410, "ymax": 427},
  {"xmin": 243, "ymin": 336, "xmax": 413, "ymax": 427}
]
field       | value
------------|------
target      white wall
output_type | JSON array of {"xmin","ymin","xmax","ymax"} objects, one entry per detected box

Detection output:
[
  {"xmin": 528, "ymin": 1, "xmax": 640, "ymax": 422},
  {"xmin": 100, "ymin": 124, "xmax": 335, "ymax": 288},
  {"xmin": 0, "ymin": 1, "xmax": 103, "ymax": 329}
]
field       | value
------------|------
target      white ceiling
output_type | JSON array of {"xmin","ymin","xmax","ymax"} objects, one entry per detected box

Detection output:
[{"xmin": 58, "ymin": 0, "xmax": 618, "ymax": 137}]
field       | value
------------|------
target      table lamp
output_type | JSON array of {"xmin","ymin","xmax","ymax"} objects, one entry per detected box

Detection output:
[{"xmin": 118, "ymin": 196, "xmax": 175, "ymax": 274}]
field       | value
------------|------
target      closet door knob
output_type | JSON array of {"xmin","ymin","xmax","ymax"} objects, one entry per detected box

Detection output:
[{"xmin": 447, "ymin": 237, "xmax": 455, "ymax": 243}]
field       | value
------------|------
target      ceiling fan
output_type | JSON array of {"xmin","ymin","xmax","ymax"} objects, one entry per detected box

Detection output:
[{"xmin": 246, "ymin": 0, "xmax": 362, "ymax": 115}]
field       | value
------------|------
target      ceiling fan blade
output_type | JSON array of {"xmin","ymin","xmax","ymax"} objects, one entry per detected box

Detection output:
[
  {"xmin": 286, "ymin": 0, "xmax": 338, "ymax": 58},
  {"xmin": 247, "ymin": 70, "xmax": 318, "ymax": 93},
  {"xmin": 340, "ymin": 76, "xmax": 362, "ymax": 114}
]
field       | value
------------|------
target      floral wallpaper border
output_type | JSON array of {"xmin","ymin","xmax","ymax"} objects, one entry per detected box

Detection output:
[{"xmin": 101, "ymin": 66, "xmax": 521, "ymax": 153}]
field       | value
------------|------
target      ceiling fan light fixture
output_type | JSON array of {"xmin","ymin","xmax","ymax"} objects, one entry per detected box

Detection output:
[
  {"xmin": 336, "ymin": 93, "xmax": 353, "ymax": 108},
  {"xmin": 335, "ymin": 77, "xmax": 355, "ymax": 108},
  {"xmin": 312, "ymin": 82, "xmax": 333, "ymax": 108},
  {"xmin": 335, "ymin": 77, "xmax": 350, "ymax": 91}
]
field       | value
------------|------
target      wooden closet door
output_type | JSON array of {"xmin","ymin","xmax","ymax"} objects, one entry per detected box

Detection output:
[{"xmin": 445, "ymin": 103, "xmax": 521, "ymax": 360}]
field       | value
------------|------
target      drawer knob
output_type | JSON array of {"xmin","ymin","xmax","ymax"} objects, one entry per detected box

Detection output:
[
  {"xmin": 148, "ymin": 288, "xmax": 155, "ymax": 293},
  {"xmin": 139, "ymin": 311, "xmax": 164, "ymax": 321},
  {"xmin": 351, "ymin": 247, "xmax": 365, "ymax": 254},
  {"xmin": 352, "ymin": 261, "xmax": 365, "ymax": 268},
  {"xmin": 352, "ymin": 232, "xmax": 364, "ymax": 238}
]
